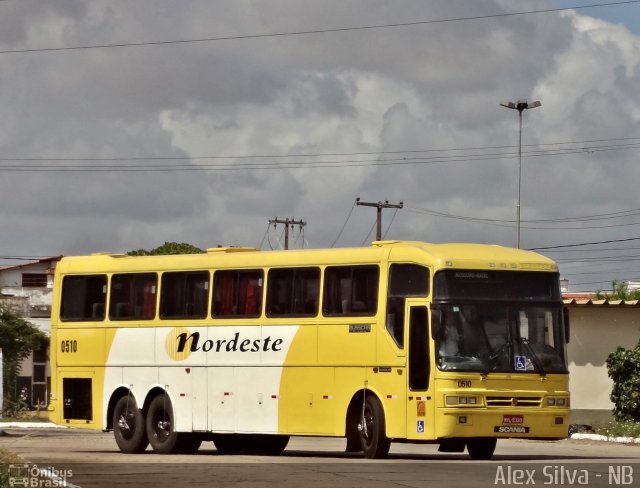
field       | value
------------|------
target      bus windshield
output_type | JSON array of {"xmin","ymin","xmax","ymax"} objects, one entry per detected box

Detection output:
[
  {"xmin": 433, "ymin": 270, "xmax": 567, "ymax": 374},
  {"xmin": 435, "ymin": 303, "xmax": 567, "ymax": 374}
]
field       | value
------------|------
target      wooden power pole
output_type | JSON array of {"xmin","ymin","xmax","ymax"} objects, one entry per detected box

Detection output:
[
  {"xmin": 269, "ymin": 217, "xmax": 306, "ymax": 250},
  {"xmin": 356, "ymin": 198, "xmax": 403, "ymax": 241}
]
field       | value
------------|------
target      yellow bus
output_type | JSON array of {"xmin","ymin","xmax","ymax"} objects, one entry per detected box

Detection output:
[{"xmin": 48, "ymin": 240, "xmax": 569, "ymax": 459}]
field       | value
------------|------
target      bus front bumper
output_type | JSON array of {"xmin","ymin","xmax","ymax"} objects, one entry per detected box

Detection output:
[{"xmin": 435, "ymin": 408, "xmax": 570, "ymax": 440}]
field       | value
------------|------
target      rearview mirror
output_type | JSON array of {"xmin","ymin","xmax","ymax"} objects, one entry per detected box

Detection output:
[
  {"xmin": 563, "ymin": 307, "xmax": 570, "ymax": 344},
  {"xmin": 431, "ymin": 307, "xmax": 444, "ymax": 341}
]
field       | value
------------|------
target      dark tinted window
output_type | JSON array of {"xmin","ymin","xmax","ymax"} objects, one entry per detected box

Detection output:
[
  {"xmin": 160, "ymin": 271, "xmax": 209, "ymax": 319},
  {"xmin": 267, "ymin": 267, "xmax": 320, "ymax": 317},
  {"xmin": 389, "ymin": 264, "xmax": 430, "ymax": 296},
  {"xmin": 386, "ymin": 264, "xmax": 430, "ymax": 348},
  {"xmin": 60, "ymin": 275, "xmax": 107, "ymax": 321},
  {"xmin": 109, "ymin": 273, "xmax": 157, "ymax": 320},
  {"xmin": 212, "ymin": 270, "xmax": 263, "ymax": 318},
  {"xmin": 323, "ymin": 265, "xmax": 379, "ymax": 316},
  {"xmin": 434, "ymin": 270, "xmax": 560, "ymax": 301},
  {"xmin": 409, "ymin": 306, "xmax": 429, "ymax": 390}
]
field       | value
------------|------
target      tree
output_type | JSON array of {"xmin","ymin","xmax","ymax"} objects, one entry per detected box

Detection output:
[
  {"xmin": 606, "ymin": 341, "xmax": 640, "ymax": 422},
  {"xmin": 0, "ymin": 306, "xmax": 48, "ymax": 405},
  {"xmin": 127, "ymin": 242, "xmax": 204, "ymax": 256},
  {"xmin": 595, "ymin": 280, "xmax": 640, "ymax": 301}
]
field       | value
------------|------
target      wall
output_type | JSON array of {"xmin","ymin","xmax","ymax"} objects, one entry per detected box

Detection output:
[{"xmin": 567, "ymin": 304, "xmax": 640, "ymax": 425}]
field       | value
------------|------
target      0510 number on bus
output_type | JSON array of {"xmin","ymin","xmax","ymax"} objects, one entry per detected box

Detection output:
[{"xmin": 60, "ymin": 340, "xmax": 78, "ymax": 353}]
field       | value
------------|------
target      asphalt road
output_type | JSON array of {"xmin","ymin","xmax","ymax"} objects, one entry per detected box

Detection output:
[{"xmin": 1, "ymin": 429, "xmax": 639, "ymax": 488}]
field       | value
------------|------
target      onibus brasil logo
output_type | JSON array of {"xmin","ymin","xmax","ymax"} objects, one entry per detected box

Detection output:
[{"xmin": 7, "ymin": 464, "xmax": 74, "ymax": 487}]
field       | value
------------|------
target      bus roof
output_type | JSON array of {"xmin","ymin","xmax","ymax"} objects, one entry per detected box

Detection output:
[{"xmin": 54, "ymin": 241, "xmax": 557, "ymax": 274}]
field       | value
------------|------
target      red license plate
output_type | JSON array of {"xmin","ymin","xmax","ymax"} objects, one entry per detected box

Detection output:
[{"xmin": 503, "ymin": 415, "xmax": 524, "ymax": 424}]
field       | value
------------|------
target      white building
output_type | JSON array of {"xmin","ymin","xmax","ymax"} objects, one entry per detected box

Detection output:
[
  {"xmin": 564, "ymin": 297, "xmax": 640, "ymax": 425},
  {"xmin": 0, "ymin": 256, "xmax": 61, "ymax": 407}
]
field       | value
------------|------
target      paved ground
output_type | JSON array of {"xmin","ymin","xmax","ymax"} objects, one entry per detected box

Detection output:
[{"xmin": 1, "ymin": 426, "xmax": 640, "ymax": 487}]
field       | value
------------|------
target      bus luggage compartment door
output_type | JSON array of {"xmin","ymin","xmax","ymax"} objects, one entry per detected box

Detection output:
[{"xmin": 62, "ymin": 376, "xmax": 93, "ymax": 421}]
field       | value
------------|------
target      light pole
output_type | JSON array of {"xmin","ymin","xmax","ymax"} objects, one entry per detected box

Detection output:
[{"xmin": 500, "ymin": 99, "xmax": 541, "ymax": 249}]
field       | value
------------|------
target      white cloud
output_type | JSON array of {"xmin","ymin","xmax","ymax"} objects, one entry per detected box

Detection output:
[{"xmin": 1, "ymin": 0, "xmax": 640, "ymax": 290}]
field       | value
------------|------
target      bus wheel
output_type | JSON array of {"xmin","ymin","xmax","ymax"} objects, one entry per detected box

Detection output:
[
  {"xmin": 212, "ymin": 434, "xmax": 244, "ymax": 455},
  {"xmin": 146, "ymin": 394, "xmax": 180, "ymax": 454},
  {"xmin": 113, "ymin": 396, "xmax": 149, "ymax": 454},
  {"xmin": 359, "ymin": 396, "xmax": 391, "ymax": 459},
  {"xmin": 466, "ymin": 438, "xmax": 497, "ymax": 460},
  {"xmin": 242, "ymin": 434, "xmax": 290, "ymax": 455}
]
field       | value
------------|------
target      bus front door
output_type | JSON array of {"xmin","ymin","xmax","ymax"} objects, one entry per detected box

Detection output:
[{"xmin": 405, "ymin": 303, "xmax": 435, "ymax": 440}]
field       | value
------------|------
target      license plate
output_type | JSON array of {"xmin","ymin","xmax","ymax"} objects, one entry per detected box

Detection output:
[{"xmin": 503, "ymin": 415, "xmax": 524, "ymax": 424}]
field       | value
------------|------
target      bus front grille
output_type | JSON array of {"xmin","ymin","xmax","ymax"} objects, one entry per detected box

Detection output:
[{"xmin": 486, "ymin": 396, "xmax": 542, "ymax": 407}]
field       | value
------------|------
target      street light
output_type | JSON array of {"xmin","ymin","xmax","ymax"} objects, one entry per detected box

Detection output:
[{"xmin": 500, "ymin": 99, "xmax": 541, "ymax": 249}]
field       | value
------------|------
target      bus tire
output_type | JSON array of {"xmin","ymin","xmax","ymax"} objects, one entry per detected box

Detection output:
[
  {"xmin": 113, "ymin": 396, "xmax": 149, "ymax": 454},
  {"xmin": 212, "ymin": 434, "xmax": 244, "ymax": 455},
  {"xmin": 146, "ymin": 394, "xmax": 180, "ymax": 454},
  {"xmin": 359, "ymin": 395, "xmax": 391, "ymax": 459},
  {"xmin": 466, "ymin": 437, "xmax": 497, "ymax": 460},
  {"xmin": 242, "ymin": 434, "xmax": 290, "ymax": 455}
]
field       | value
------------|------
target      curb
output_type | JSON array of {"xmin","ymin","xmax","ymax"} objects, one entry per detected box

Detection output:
[
  {"xmin": 0, "ymin": 422, "xmax": 65, "ymax": 429},
  {"xmin": 570, "ymin": 433, "xmax": 640, "ymax": 444}
]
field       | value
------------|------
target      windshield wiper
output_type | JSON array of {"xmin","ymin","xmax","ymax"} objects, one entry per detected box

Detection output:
[
  {"xmin": 483, "ymin": 342, "xmax": 511, "ymax": 374},
  {"xmin": 519, "ymin": 337, "xmax": 547, "ymax": 376}
]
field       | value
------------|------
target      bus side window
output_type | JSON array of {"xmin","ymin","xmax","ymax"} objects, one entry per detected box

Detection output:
[
  {"xmin": 109, "ymin": 273, "xmax": 157, "ymax": 321},
  {"xmin": 266, "ymin": 267, "xmax": 320, "ymax": 317},
  {"xmin": 60, "ymin": 275, "xmax": 107, "ymax": 321},
  {"xmin": 160, "ymin": 271, "xmax": 209, "ymax": 319},
  {"xmin": 409, "ymin": 306, "xmax": 430, "ymax": 390},
  {"xmin": 386, "ymin": 264, "xmax": 430, "ymax": 348},
  {"xmin": 212, "ymin": 270, "xmax": 263, "ymax": 318},
  {"xmin": 386, "ymin": 296, "xmax": 405, "ymax": 347},
  {"xmin": 323, "ymin": 265, "xmax": 379, "ymax": 316}
]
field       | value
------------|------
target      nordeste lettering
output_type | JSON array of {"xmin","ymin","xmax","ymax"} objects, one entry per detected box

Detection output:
[{"xmin": 176, "ymin": 331, "xmax": 284, "ymax": 354}]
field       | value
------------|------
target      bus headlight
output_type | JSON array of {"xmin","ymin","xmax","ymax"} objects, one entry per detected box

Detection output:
[
  {"xmin": 546, "ymin": 396, "xmax": 569, "ymax": 407},
  {"xmin": 445, "ymin": 395, "xmax": 480, "ymax": 406}
]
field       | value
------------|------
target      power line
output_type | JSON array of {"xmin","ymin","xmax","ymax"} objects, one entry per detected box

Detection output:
[
  {"xmin": 556, "ymin": 254, "xmax": 640, "ymax": 263},
  {"xmin": 543, "ymin": 246, "xmax": 640, "ymax": 253},
  {"xmin": 560, "ymin": 267, "xmax": 638, "ymax": 276},
  {"xmin": 257, "ymin": 221, "xmax": 272, "ymax": 250},
  {"xmin": 361, "ymin": 219, "xmax": 377, "ymax": 246},
  {"xmin": 405, "ymin": 205, "xmax": 640, "ymax": 231},
  {"xmin": 528, "ymin": 237, "xmax": 640, "ymax": 251},
  {"xmin": 330, "ymin": 199, "xmax": 358, "ymax": 248},
  {"xmin": 1, "ymin": 139, "xmax": 639, "ymax": 173},
  {"xmin": 0, "ymin": 1, "xmax": 638, "ymax": 55},
  {"xmin": 1, "ymin": 136, "xmax": 639, "ymax": 162},
  {"xmin": 382, "ymin": 208, "xmax": 400, "ymax": 240}
]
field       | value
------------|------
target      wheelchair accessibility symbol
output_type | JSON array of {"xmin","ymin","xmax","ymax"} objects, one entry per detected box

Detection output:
[
  {"xmin": 417, "ymin": 420, "xmax": 425, "ymax": 433},
  {"xmin": 515, "ymin": 355, "xmax": 527, "ymax": 371}
]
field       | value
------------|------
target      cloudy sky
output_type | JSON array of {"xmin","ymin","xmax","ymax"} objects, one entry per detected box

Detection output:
[{"xmin": 1, "ymin": 0, "xmax": 639, "ymax": 292}]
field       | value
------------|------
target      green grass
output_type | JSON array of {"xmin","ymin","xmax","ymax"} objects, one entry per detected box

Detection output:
[{"xmin": 594, "ymin": 420, "xmax": 640, "ymax": 438}]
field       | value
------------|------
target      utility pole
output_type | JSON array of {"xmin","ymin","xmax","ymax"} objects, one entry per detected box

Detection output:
[
  {"xmin": 269, "ymin": 217, "xmax": 306, "ymax": 250},
  {"xmin": 356, "ymin": 198, "xmax": 403, "ymax": 241}
]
